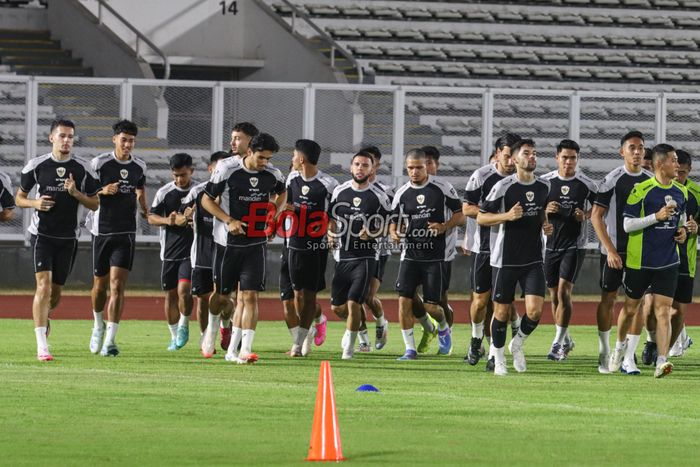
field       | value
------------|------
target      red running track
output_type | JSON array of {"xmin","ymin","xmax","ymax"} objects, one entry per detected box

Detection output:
[{"xmin": 1, "ymin": 295, "xmax": 699, "ymax": 325}]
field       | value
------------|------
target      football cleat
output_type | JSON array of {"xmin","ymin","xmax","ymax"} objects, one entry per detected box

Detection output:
[
  {"xmin": 509, "ymin": 339, "xmax": 527, "ymax": 373},
  {"xmin": 654, "ymin": 361, "xmax": 673, "ymax": 378},
  {"xmin": 314, "ymin": 314, "xmax": 327, "ymax": 346},
  {"xmin": 416, "ymin": 316, "xmax": 438, "ymax": 353},
  {"xmin": 100, "ymin": 344, "xmax": 119, "ymax": 357},
  {"xmin": 465, "ymin": 337, "xmax": 483, "ymax": 366},
  {"xmin": 89, "ymin": 325, "xmax": 105, "ymax": 354},
  {"xmin": 437, "ymin": 328, "xmax": 452, "ymax": 355},
  {"xmin": 397, "ymin": 349, "xmax": 417, "ymax": 361}
]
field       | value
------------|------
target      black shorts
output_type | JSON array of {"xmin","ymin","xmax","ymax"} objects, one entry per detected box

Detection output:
[
  {"xmin": 191, "ymin": 267, "xmax": 214, "ymax": 296},
  {"xmin": 288, "ymin": 248, "xmax": 327, "ymax": 292},
  {"xmin": 600, "ymin": 253, "xmax": 626, "ymax": 292},
  {"xmin": 624, "ymin": 266, "xmax": 679, "ymax": 300},
  {"xmin": 545, "ymin": 248, "xmax": 585, "ymax": 288},
  {"xmin": 442, "ymin": 261, "xmax": 452, "ymax": 293},
  {"xmin": 92, "ymin": 233, "xmax": 135, "ymax": 277},
  {"xmin": 396, "ymin": 260, "xmax": 444, "ymax": 304},
  {"xmin": 213, "ymin": 243, "xmax": 266, "ymax": 294},
  {"xmin": 374, "ymin": 254, "xmax": 389, "ymax": 282},
  {"xmin": 674, "ymin": 274, "xmax": 694, "ymax": 304},
  {"xmin": 161, "ymin": 259, "xmax": 192, "ymax": 291},
  {"xmin": 331, "ymin": 258, "xmax": 375, "ymax": 306},
  {"xmin": 492, "ymin": 263, "xmax": 546, "ymax": 304},
  {"xmin": 471, "ymin": 252, "xmax": 492, "ymax": 294},
  {"xmin": 30, "ymin": 234, "xmax": 78, "ymax": 286},
  {"xmin": 279, "ymin": 245, "xmax": 293, "ymax": 301}
]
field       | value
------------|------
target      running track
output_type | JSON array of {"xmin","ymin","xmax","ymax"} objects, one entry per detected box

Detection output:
[{"xmin": 1, "ymin": 295, "xmax": 699, "ymax": 325}]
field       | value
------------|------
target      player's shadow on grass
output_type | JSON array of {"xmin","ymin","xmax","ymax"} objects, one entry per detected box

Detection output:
[{"xmin": 344, "ymin": 449, "xmax": 404, "ymax": 461}]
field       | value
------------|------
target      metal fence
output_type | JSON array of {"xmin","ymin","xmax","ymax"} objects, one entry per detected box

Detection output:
[{"xmin": 1, "ymin": 75, "xmax": 696, "ymax": 247}]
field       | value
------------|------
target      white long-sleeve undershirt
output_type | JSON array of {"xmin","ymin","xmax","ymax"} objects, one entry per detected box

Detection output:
[{"xmin": 623, "ymin": 212, "xmax": 687, "ymax": 233}]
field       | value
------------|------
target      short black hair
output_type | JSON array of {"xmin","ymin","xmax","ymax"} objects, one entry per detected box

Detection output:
[
  {"xmin": 360, "ymin": 145, "xmax": 382, "ymax": 161},
  {"xmin": 652, "ymin": 143, "xmax": 675, "ymax": 166},
  {"xmin": 170, "ymin": 152, "xmax": 193, "ymax": 170},
  {"xmin": 495, "ymin": 133, "xmax": 521, "ymax": 151},
  {"xmin": 405, "ymin": 148, "xmax": 426, "ymax": 160},
  {"xmin": 422, "ymin": 145, "xmax": 440, "ymax": 161},
  {"xmin": 352, "ymin": 150, "xmax": 375, "ymax": 165},
  {"xmin": 677, "ymin": 149, "xmax": 692, "ymax": 166},
  {"xmin": 112, "ymin": 119, "xmax": 138, "ymax": 136},
  {"xmin": 50, "ymin": 118, "xmax": 75, "ymax": 133},
  {"xmin": 511, "ymin": 138, "xmax": 535, "ymax": 156},
  {"xmin": 644, "ymin": 147, "xmax": 653, "ymax": 161},
  {"xmin": 209, "ymin": 151, "xmax": 229, "ymax": 164},
  {"xmin": 556, "ymin": 139, "xmax": 580, "ymax": 154},
  {"xmin": 249, "ymin": 133, "xmax": 279, "ymax": 153},
  {"xmin": 295, "ymin": 139, "xmax": 321, "ymax": 165},
  {"xmin": 620, "ymin": 130, "xmax": 644, "ymax": 148},
  {"xmin": 232, "ymin": 122, "xmax": 259, "ymax": 138}
]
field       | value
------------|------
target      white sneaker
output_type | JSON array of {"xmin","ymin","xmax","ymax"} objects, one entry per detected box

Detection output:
[
  {"xmin": 290, "ymin": 344, "xmax": 302, "ymax": 357},
  {"xmin": 375, "ymin": 322, "xmax": 388, "ymax": 350},
  {"xmin": 302, "ymin": 327, "xmax": 314, "ymax": 356},
  {"xmin": 508, "ymin": 339, "xmax": 527, "ymax": 373},
  {"xmin": 236, "ymin": 352, "xmax": 258, "ymax": 364},
  {"xmin": 341, "ymin": 331, "xmax": 349, "ymax": 350},
  {"xmin": 357, "ymin": 330, "xmax": 370, "ymax": 350},
  {"xmin": 201, "ymin": 330, "xmax": 216, "ymax": 358},
  {"xmin": 494, "ymin": 360, "xmax": 508, "ymax": 376},
  {"xmin": 654, "ymin": 361, "xmax": 673, "ymax": 378},
  {"xmin": 620, "ymin": 358, "xmax": 641, "ymax": 375},
  {"xmin": 669, "ymin": 339, "xmax": 683, "ymax": 357},
  {"xmin": 224, "ymin": 350, "xmax": 239, "ymax": 362},
  {"xmin": 608, "ymin": 347, "xmax": 625, "ymax": 372},
  {"xmin": 682, "ymin": 335, "xmax": 693, "ymax": 351},
  {"xmin": 342, "ymin": 346, "xmax": 354, "ymax": 360},
  {"xmin": 89, "ymin": 325, "xmax": 105, "ymax": 354},
  {"xmin": 598, "ymin": 352, "xmax": 611, "ymax": 374}
]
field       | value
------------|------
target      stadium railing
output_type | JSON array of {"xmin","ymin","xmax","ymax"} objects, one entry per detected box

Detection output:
[{"xmin": 2, "ymin": 74, "xmax": 697, "ymax": 249}]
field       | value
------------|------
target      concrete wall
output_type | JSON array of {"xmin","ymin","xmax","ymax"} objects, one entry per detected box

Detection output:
[
  {"xmin": 75, "ymin": 0, "xmax": 337, "ymax": 83},
  {"xmin": 0, "ymin": 5, "xmax": 47, "ymax": 30},
  {"xmin": 47, "ymin": 0, "xmax": 156, "ymax": 79},
  {"xmin": 2, "ymin": 244, "xmax": 695, "ymax": 297}
]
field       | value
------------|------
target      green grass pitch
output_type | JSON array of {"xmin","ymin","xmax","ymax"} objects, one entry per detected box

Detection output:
[{"xmin": 1, "ymin": 320, "xmax": 698, "ymax": 465}]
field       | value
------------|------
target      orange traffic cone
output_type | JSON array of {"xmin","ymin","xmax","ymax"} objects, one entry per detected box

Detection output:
[{"xmin": 306, "ymin": 360, "xmax": 346, "ymax": 462}]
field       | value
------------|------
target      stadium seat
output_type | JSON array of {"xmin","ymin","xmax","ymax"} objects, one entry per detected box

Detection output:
[
  {"xmin": 368, "ymin": 6, "xmax": 402, "ymax": 18},
  {"xmin": 424, "ymin": 31, "xmax": 454, "ymax": 41},
  {"xmin": 433, "ymin": 9, "xmax": 463, "ymax": 20},
  {"xmin": 445, "ymin": 49, "xmax": 477, "ymax": 59},
  {"xmin": 339, "ymin": 5, "xmax": 370, "ymax": 17},
  {"xmin": 415, "ymin": 48, "xmax": 446, "ymax": 59}
]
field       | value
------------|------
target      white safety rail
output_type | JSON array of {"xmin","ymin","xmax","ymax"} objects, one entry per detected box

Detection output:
[{"xmin": 1, "ymin": 75, "xmax": 696, "ymax": 248}]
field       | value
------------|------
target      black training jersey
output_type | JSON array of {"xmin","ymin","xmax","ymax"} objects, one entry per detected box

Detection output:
[
  {"xmin": 150, "ymin": 181, "xmax": 195, "ymax": 261},
  {"xmin": 464, "ymin": 163, "xmax": 510, "ymax": 254},
  {"xmin": 374, "ymin": 179, "xmax": 395, "ymax": 257},
  {"xmin": 481, "ymin": 175, "xmax": 550, "ymax": 268},
  {"xmin": 205, "ymin": 158, "xmax": 285, "ymax": 247},
  {"xmin": 594, "ymin": 166, "xmax": 652, "ymax": 255},
  {"xmin": 329, "ymin": 181, "xmax": 391, "ymax": 261},
  {"xmin": 391, "ymin": 176, "xmax": 462, "ymax": 262},
  {"xmin": 182, "ymin": 181, "xmax": 214, "ymax": 269},
  {"xmin": 286, "ymin": 170, "xmax": 338, "ymax": 250},
  {"xmin": 541, "ymin": 170, "xmax": 597, "ymax": 251},
  {"xmin": 88, "ymin": 151, "xmax": 147, "ymax": 236},
  {"xmin": 0, "ymin": 171, "xmax": 15, "ymax": 212},
  {"xmin": 20, "ymin": 153, "xmax": 100, "ymax": 239}
]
